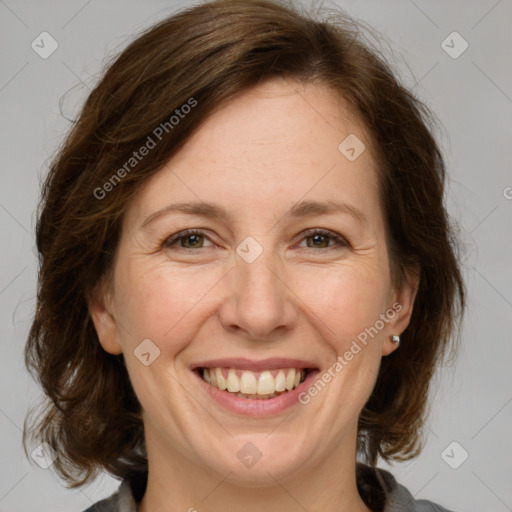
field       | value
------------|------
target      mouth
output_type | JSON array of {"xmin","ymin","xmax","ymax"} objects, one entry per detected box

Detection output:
[
  {"xmin": 190, "ymin": 358, "xmax": 320, "ymax": 416},
  {"xmin": 196, "ymin": 367, "xmax": 310, "ymax": 399}
]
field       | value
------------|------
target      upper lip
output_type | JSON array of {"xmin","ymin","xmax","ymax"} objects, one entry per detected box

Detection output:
[{"xmin": 190, "ymin": 357, "xmax": 319, "ymax": 372}]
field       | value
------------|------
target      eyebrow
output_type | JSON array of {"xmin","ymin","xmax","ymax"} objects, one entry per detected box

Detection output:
[{"xmin": 140, "ymin": 199, "xmax": 367, "ymax": 230}]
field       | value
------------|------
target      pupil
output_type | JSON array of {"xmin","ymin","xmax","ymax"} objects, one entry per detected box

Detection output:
[
  {"xmin": 186, "ymin": 234, "xmax": 201, "ymax": 247},
  {"xmin": 310, "ymin": 234, "xmax": 327, "ymax": 248}
]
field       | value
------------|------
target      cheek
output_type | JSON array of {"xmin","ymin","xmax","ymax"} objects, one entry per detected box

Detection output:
[
  {"xmin": 114, "ymin": 260, "xmax": 225, "ymax": 349},
  {"xmin": 293, "ymin": 261, "xmax": 391, "ymax": 346}
]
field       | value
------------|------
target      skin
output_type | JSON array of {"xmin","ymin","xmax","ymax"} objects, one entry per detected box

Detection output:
[{"xmin": 89, "ymin": 78, "xmax": 418, "ymax": 512}]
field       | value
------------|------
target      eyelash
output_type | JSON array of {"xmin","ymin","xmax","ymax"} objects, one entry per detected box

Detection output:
[{"xmin": 163, "ymin": 228, "xmax": 349, "ymax": 251}]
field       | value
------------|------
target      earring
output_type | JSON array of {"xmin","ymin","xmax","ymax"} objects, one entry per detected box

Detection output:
[{"xmin": 391, "ymin": 335, "xmax": 400, "ymax": 347}]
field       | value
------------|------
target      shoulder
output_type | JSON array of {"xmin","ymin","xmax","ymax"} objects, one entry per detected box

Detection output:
[
  {"xmin": 413, "ymin": 501, "xmax": 457, "ymax": 511},
  {"xmin": 81, "ymin": 479, "xmax": 136, "ymax": 512},
  {"xmin": 368, "ymin": 464, "xmax": 457, "ymax": 512}
]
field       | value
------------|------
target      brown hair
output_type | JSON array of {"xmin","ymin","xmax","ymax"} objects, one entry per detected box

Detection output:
[{"xmin": 24, "ymin": 0, "xmax": 465, "ymax": 487}]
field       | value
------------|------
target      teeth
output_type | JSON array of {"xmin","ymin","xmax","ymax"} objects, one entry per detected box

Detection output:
[
  {"xmin": 215, "ymin": 368, "xmax": 227, "ymax": 390},
  {"xmin": 201, "ymin": 367, "xmax": 306, "ymax": 397},
  {"xmin": 235, "ymin": 392, "xmax": 278, "ymax": 400},
  {"xmin": 240, "ymin": 371, "xmax": 257, "ymax": 394},
  {"xmin": 227, "ymin": 369, "xmax": 240, "ymax": 392},
  {"xmin": 275, "ymin": 370, "xmax": 286, "ymax": 392},
  {"xmin": 257, "ymin": 371, "xmax": 274, "ymax": 395},
  {"xmin": 285, "ymin": 368, "xmax": 296, "ymax": 391},
  {"xmin": 209, "ymin": 369, "xmax": 217, "ymax": 387}
]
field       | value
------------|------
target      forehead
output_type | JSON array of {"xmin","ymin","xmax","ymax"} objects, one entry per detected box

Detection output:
[
  {"xmin": 187, "ymin": 79, "xmax": 373, "ymax": 170},
  {"xmin": 125, "ymin": 79, "xmax": 381, "ymax": 229}
]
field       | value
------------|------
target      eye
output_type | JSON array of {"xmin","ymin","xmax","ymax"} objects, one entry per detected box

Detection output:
[
  {"xmin": 163, "ymin": 228, "xmax": 349, "ymax": 251},
  {"xmin": 296, "ymin": 228, "xmax": 349, "ymax": 250},
  {"xmin": 163, "ymin": 229, "xmax": 214, "ymax": 250}
]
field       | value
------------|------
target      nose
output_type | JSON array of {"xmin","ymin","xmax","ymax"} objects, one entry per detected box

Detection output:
[{"xmin": 218, "ymin": 246, "xmax": 297, "ymax": 340}]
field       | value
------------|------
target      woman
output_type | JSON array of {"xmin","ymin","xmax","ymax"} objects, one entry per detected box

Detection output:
[{"xmin": 24, "ymin": 1, "xmax": 465, "ymax": 511}]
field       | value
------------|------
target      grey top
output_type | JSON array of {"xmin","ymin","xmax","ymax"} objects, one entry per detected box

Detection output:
[{"xmin": 83, "ymin": 463, "xmax": 456, "ymax": 512}]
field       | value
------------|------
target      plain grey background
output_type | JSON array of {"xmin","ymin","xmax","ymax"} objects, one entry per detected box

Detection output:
[{"xmin": 1, "ymin": 0, "xmax": 511, "ymax": 510}]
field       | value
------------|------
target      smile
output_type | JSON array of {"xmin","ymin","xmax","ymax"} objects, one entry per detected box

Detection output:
[
  {"xmin": 201, "ymin": 367, "xmax": 308, "ymax": 399},
  {"xmin": 191, "ymin": 358, "xmax": 320, "ymax": 416}
]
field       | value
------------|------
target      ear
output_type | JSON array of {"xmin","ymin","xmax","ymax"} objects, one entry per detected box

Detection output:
[
  {"xmin": 87, "ymin": 279, "xmax": 123, "ymax": 355},
  {"xmin": 381, "ymin": 264, "xmax": 420, "ymax": 356}
]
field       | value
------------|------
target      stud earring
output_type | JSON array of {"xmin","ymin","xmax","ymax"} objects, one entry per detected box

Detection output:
[{"xmin": 391, "ymin": 335, "xmax": 400, "ymax": 347}]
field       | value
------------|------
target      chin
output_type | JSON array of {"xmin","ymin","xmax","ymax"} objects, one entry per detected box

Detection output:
[{"xmin": 199, "ymin": 435, "xmax": 311, "ymax": 486}]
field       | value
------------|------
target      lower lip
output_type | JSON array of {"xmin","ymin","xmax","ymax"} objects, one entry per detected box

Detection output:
[{"xmin": 193, "ymin": 369, "xmax": 320, "ymax": 417}]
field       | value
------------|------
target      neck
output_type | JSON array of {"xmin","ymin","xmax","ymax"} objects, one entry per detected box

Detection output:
[{"xmin": 137, "ymin": 424, "xmax": 372, "ymax": 512}]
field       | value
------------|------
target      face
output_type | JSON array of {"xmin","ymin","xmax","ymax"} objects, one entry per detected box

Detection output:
[{"xmin": 90, "ymin": 79, "xmax": 417, "ymax": 485}]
